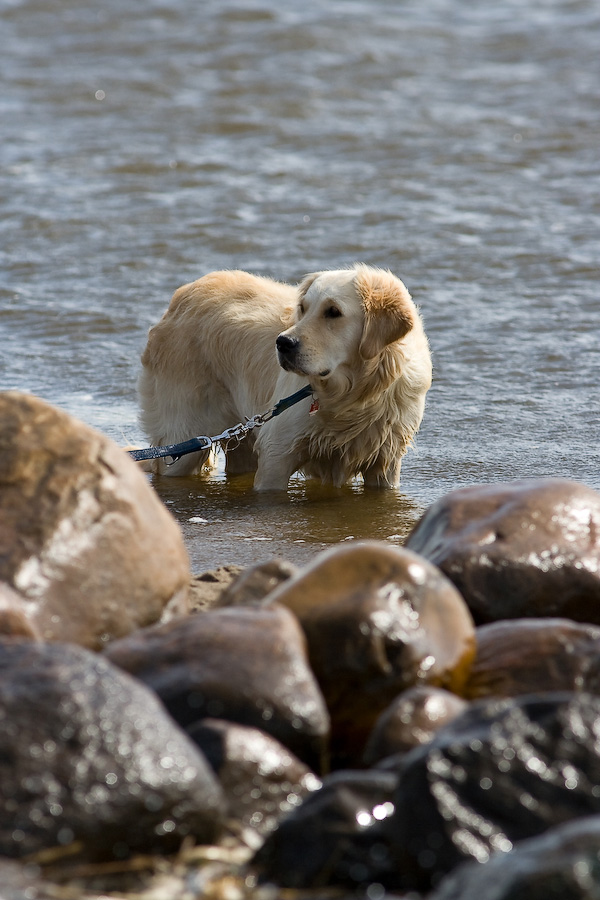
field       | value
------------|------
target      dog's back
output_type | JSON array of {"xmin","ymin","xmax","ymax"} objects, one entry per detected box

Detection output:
[{"xmin": 138, "ymin": 271, "xmax": 296, "ymax": 470}]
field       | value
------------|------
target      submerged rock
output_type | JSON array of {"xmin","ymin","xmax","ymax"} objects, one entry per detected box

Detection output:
[
  {"xmin": 465, "ymin": 617, "xmax": 600, "ymax": 700},
  {"xmin": 0, "ymin": 639, "xmax": 224, "ymax": 859},
  {"xmin": 0, "ymin": 391, "xmax": 190, "ymax": 649},
  {"xmin": 429, "ymin": 815, "xmax": 600, "ymax": 900},
  {"xmin": 267, "ymin": 541, "xmax": 475, "ymax": 765},
  {"xmin": 104, "ymin": 604, "xmax": 330, "ymax": 772},
  {"xmin": 387, "ymin": 691, "xmax": 600, "ymax": 891},
  {"xmin": 0, "ymin": 584, "xmax": 42, "ymax": 641},
  {"xmin": 188, "ymin": 718, "xmax": 321, "ymax": 839},
  {"xmin": 364, "ymin": 686, "xmax": 468, "ymax": 766},
  {"xmin": 405, "ymin": 478, "xmax": 600, "ymax": 624}
]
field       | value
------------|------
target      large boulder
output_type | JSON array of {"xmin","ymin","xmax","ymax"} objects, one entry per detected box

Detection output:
[
  {"xmin": 0, "ymin": 391, "xmax": 190, "ymax": 648},
  {"xmin": 405, "ymin": 478, "xmax": 600, "ymax": 624},
  {"xmin": 267, "ymin": 541, "xmax": 475, "ymax": 765},
  {"xmin": 0, "ymin": 639, "xmax": 224, "ymax": 859},
  {"xmin": 105, "ymin": 604, "xmax": 330, "ymax": 772}
]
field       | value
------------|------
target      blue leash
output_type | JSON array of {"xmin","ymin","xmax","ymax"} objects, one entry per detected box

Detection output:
[{"xmin": 127, "ymin": 384, "xmax": 313, "ymax": 464}]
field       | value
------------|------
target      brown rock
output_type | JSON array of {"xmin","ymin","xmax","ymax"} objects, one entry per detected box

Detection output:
[
  {"xmin": 104, "ymin": 605, "xmax": 330, "ymax": 772},
  {"xmin": 0, "ymin": 391, "xmax": 190, "ymax": 649},
  {"xmin": 217, "ymin": 558, "xmax": 298, "ymax": 607},
  {"xmin": 267, "ymin": 541, "xmax": 475, "ymax": 765},
  {"xmin": 405, "ymin": 478, "xmax": 600, "ymax": 625},
  {"xmin": 465, "ymin": 617, "xmax": 600, "ymax": 700},
  {"xmin": 364, "ymin": 685, "xmax": 468, "ymax": 765},
  {"xmin": 0, "ymin": 584, "xmax": 42, "ymax": 640}
]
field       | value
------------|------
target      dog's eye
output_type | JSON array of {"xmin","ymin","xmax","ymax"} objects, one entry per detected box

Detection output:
[
  {"xmin": 298, "ymin": 303, "xmax": 305, "ymax": 317},
  {"xmin": 324, "ymin": 306, "xmax": 342, "ymax": 319}
]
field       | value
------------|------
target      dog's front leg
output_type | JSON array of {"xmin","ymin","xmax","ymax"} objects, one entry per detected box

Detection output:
[
  {"xmin": 252, "ymin": 418, "xmax": 300, "ymax": 492},
  {"xmin": 362, "ymin": 457, "xmax": 402, "ymax": 489}
]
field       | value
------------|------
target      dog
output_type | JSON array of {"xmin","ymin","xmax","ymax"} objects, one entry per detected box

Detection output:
[{"xmin": 138, "ymin": 265, "xmax": 432, "ymax": 491}]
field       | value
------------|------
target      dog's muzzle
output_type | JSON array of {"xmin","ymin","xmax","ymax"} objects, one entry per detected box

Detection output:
[{"xmin": 276, "ymin": 333, "xmax": 300, "ymax": 371}]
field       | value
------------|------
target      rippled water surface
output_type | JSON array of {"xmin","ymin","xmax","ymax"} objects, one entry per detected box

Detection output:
[{"xmin": 2, "ymin": 0, "xmax": 599, "ymax": 571}]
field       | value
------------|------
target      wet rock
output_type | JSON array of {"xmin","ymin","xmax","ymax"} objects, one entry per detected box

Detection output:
[
  {"xmin": 0, "ymin": 860, "xmax": 44, "ymax": 899},
  {"xmin": 267, "ymin": 541, "xmax": 475, "ymax": 765},
  {"xmin": 104, "ymin": 605, "xmax": 330, "ymax": 772},
  {"xmin": 217, "ymin": 558, "xmax": 298, "ymax": 607},
  {"xmin": 0, "ymin": 391, "xmax": 190, "ymax": 649},
  {"xmin": 387, "ymin": 691, "xmax": 600, "ymax": 891},
  {"xmin": 465, "ymin": 618, "xmax": 600, "ymax": 700},
  {"xmin": 188, "ymin": 565, "xmax": 243, "ymax": 611},
  {"xmin": 430, "ymin": 815, "xmax": 600, "ymax": 900},
  {"xmin": 252, "ymin": 769, "xmax": 398, "ymax": 889},
  {"xmin": 405, "ymin": 478, "xmax": 600, "ymax": 625},
  {"xmin": 0, "ymin": 584, "xmax": 42, "ymax": 640},
  {"xmin": 364, "ymin": 686, "xmax": 468, "ymax": 766},
  {"xmin": 188, "ymin": 718, "xmax": 321, "ymax": 840},
  {"xmin": 0, "ymin": 639, "xmax": 224, "ymax": 859}
]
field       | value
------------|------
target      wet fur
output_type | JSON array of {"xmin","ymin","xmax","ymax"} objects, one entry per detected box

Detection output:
[{"xmin": 138, "ymin": 265, "xmax": 432, "ymax": 491}]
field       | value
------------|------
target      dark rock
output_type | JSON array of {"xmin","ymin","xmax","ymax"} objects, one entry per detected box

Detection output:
[
  {"xmin": 405, "ymin": 478, "xmax": 600, "ymax": 625},
  {"xmin": 465, "ymin": 618, "xmax": 600, "ymax": 700},
  {"xmin": 104, "ymin": 605, "xmax": 330, "ymax": 772},
  {"xmin": 0, "ymin": 391, "xmax": 190, "ymax": 649},
  {"xmin": 430, "ymin": 815, "xmax": 600, "ymax": 900},
  {"xmin": 188, "ymin": 718, "xmax": 321, "ymax": 839},
  {"xmin": 364, "ymin": 686, "xmax": 468, "ymax": 766},
  {"xmin": 252, "ymin": 769, "xmax": 398, "ymax": 889},
  {"xmin": 268, "ymin": 541, "xmax": 475, "ymax": 766},
  {"xmin": 217, "ymin": 558, "xmax": 298, "ymax": 607},
  {"xmin": 387, "ymin": 691, "xmax": 600, "ymax": 891},
  {"xmin": 0, "ymin": 639, "xmax": 224, "ymax": 859}
]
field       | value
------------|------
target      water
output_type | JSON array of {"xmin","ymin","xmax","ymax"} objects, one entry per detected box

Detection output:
[{"xmin": 1, "ymin": 0, "xmax": 599, "ymax": 572}]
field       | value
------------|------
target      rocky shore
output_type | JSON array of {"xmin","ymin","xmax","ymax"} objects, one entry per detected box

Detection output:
[{"xmin": 2, "ymin": 390, "xmax": 600, "ymax": 899}]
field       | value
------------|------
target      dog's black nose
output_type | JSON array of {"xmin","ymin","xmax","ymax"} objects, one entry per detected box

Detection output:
[{"xmin": 276, "ymin": 334, "xmax": 300, "ymax": 354}]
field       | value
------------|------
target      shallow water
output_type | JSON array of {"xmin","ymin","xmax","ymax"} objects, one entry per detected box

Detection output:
[{"xmin": 1, "ymin": 0, "xmax": 599, "ymax": 572}]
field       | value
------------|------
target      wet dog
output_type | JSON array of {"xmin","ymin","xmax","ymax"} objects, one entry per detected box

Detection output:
[{"xmin": 138, "ymin": 265, "xmax": 432, "ymax": 490}]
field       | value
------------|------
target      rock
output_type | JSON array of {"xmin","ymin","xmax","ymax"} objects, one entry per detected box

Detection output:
[
  {"xmin": 0, "ymin": 391, "xmax": 190, "ymax": 649},
  {"xmin": 387, "ymin": 691, "xmax": 600, "ymax": 891},
  {"xmin": 267, "ymin": 541, "xmax": 475, "ymax": 766},
  {"xmin": 104, "ymin": 605, "xmax": 330, "ymax": 772},
  {"xmin": 0, "ymin": 584, "xmax": 42, "ymax": 640},
  {"xmin": 465, "ymin": 618, "xmax": 600, "ymax": 700},
  {"xmin": 217, "ymin": 559, "xmax": 298, "ymax": 607},
  {"xmin": 430, "ymin": 815, "xmax": 600, "ymax": 900},
  {"xmin": 0, "ymin": 639, "xmax": 224, "ymax": 860},
  {"xmin": 405, "ymin": 478, "xmax": 600, "ymax": 625},
  {"xmin": 252, "ymin": 769, "xmax": 398, "ymax": 889},
  {"xmin": 364, "ymin": 686, "xmax": 468, "ymax": 766},
  {"xmin": 188, "ymin": 718, "xmax": 321, "ymax": 840},
  {"xmin": 188, "ymin": 565, "xmax": 244, "ymax": 611}
]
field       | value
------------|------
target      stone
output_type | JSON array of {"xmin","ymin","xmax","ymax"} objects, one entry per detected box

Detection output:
[
  {"xmin": 0, "ymin": 391, "xmax": 190, "ymax": 649},
  {"xmin": 104, "ymin": 605, "xmax": 330, "ymax": 772},
  {"xmin": 405, "ymin": 478, "xmax": 600, "ymax": 624},
  {"xmin": 465, "ymin": 618, "xmax": 600, "ymax": 700},
  {"xmin": 217, "ymin": 558, "xmax": 298, "ymax": 607},
  {"xmin": 188, "ymin": 718, "xmax": 321, "ymax": 840},
  {"xmin": 364, "ymin": 686, "xmax": 468, "ymax": 766},
  {"xmin": 252, "ymin": 769, "xmax": 398, "ymax": 889},
  {"xmin": 387, "ymin": 691, "xmax": 600, "ymax": 891},
  {"xmin": 0, "ymin": 584, "xmax": 42, "ymax": 640},
  {"xmin": 429, "ymin": 815, "xmax": 600, "ymax": 900},
  {"xmin": 267, "ymin": 541, "xmax": 475, "ymax": 766},
  {"xmin": 0, "ymin": 639, "xmax": 224, "ymax": 860}
]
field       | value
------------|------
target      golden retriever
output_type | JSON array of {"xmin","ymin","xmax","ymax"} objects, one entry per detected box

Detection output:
[{"xmin": 138, "ymin": 265, "xmax": 432, "ymax": 491}]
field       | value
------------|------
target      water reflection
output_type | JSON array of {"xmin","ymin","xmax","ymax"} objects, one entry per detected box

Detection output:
[{"xmin": 152, "ymin": 468, "xmax": 424, "ymax": 573}]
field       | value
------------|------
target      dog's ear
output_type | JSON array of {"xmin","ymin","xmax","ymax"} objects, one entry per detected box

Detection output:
[
  {"xmin": 356, "ymin": 267, "xmax": 415, "ymax": 359},
  {"xmin": 298, "ymin": 272, "xmax": 321, "ymax": 298}
]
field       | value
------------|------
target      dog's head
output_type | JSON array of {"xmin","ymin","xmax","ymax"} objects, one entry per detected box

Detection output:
[{"xmin": 275, "ymin": 265, "xmax": 415, "ymax": 384}]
